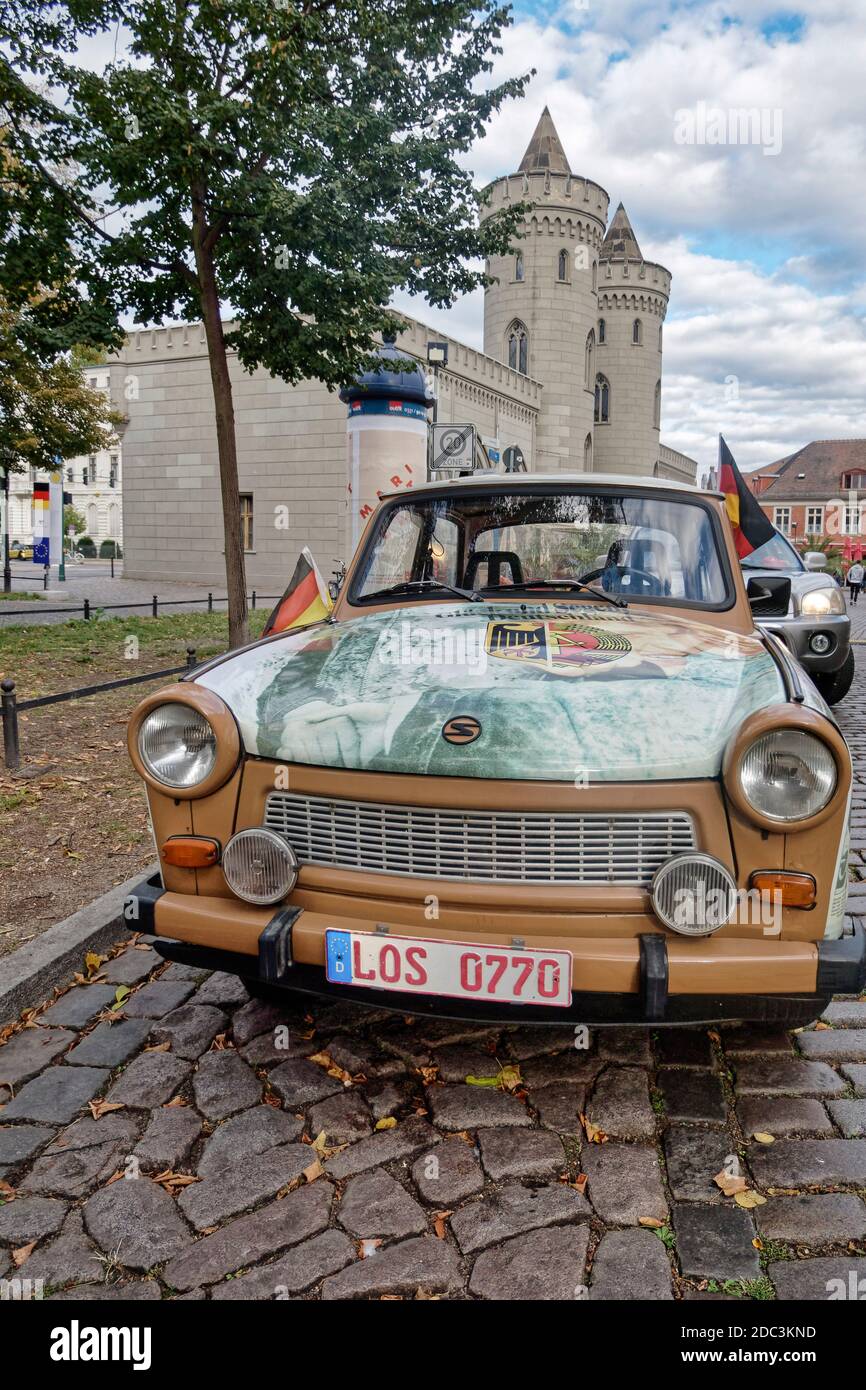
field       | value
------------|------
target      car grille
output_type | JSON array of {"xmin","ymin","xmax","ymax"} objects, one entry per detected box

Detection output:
[{"xmin": 263, "ymin": 793, "xmax": 697, "ymax": 887}]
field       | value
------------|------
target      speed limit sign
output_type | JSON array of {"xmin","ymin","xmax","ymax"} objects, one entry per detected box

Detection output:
[{"xmin": 431, "ymin": 423, "xmax": 476, "ymax": 473}]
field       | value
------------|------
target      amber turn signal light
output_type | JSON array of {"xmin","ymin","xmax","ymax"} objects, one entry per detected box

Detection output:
[
  {"xmin": 161, "ymin": 836, "xmax": 220, "ymax": 869},
  {"xmin": 748, "ymin": 871, "xmax": 816, "ymax": 909}
]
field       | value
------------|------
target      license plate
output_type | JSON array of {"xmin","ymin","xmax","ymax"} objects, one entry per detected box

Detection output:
[{"xmin": 325, "ymin": 930, "xmax": 572, "ymax": 1008}]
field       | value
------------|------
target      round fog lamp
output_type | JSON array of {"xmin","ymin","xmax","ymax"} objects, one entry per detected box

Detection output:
[
  {"xmin": 651, "ymin": 853, "xmax": 738, "ymax": 937},
  {"xmin": 809, "ymin": 632, "xmax": 832, "ymax": 655},
  {"xmin": 222, "ymin": 828, "xmax": 298, "ymax": 905}
]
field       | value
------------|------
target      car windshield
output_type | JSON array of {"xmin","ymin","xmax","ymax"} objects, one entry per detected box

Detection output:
[
  {"xmin": 739, "ymin": 531, "xmax": 804, "ymax": 572},
  {"xmin": 352, "ymin": 487, "xmax": 731, "ymax": 608}
]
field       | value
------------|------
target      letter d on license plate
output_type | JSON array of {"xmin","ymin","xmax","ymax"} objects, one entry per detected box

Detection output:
[{"xmin": 325, "ymin": 930, "xmax": 572, "ymax": 1008}]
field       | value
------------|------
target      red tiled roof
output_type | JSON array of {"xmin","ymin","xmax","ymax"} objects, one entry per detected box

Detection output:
[{"xmin": 757, "ymin": 440, "xmax": 866, "ymax": 501}]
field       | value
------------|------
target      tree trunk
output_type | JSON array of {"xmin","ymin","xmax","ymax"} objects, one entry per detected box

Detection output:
[{"xmin": 191, "ymin": 203, "xmax": 249, "ymax": 649}]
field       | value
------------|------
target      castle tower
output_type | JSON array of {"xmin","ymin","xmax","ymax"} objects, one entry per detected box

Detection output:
[
  {"xmin": 480, "ymin": 109, "xmax": 609, "ymax": 472},
  {"xmin": 592, "ymin": 203, "xmax": 671, "ymax": 476}
]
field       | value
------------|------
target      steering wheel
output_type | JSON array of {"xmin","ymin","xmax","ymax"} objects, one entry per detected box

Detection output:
[{"xmin": 580, "ymin": 564, "xmax": 664, "ymax": 597}]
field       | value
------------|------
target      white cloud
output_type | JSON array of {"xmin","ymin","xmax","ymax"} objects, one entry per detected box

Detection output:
[{"xmin": 407, "ymin": 0, "xmax": 866, "ymax": 474}]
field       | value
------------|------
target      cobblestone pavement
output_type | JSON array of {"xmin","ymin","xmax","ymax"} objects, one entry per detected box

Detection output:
[{"xmin": 0, "ymin": 660, "xmax": 865, "ymax": 1301}]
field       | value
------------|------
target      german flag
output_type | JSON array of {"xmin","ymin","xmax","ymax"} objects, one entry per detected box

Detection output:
[
  {"xmin": 718, "ymin": 436, "xmax": 776, "ymax": 559},
  {"xmin": 263, "ymin": 548, "xmax": 332, "ymax": 635}
]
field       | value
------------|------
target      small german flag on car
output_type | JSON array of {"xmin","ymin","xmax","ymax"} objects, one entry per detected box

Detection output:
[
  {"xmin": 263, "ymin": 547, "xmax": 332, "ymax": 635},
  {"xmin": 718, "ymin": 435, "xmax": 776, "ymax": 558}
]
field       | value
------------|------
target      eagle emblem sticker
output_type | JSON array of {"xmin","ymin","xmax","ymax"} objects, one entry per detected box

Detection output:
[{"xmin": 442, "ymin": 715, "xmax": 482, "ymax": 745}]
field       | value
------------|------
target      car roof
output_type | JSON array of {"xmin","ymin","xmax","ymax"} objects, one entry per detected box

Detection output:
[{"xmin": 380, "ymin": 471, "xmax": 723, "ymax": 500}]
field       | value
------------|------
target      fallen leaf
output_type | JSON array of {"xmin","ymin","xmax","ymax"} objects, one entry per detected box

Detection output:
[
  {"xmin": 0, "ymin": 1179, "xmax": 16, "ymax": 1199},
  {"xmin": 753, "ymin": 1132, "xmax": 775, "ymax": 1145},
  {"xmin": 580, "ymin": 1114, "xmax": 608, "ymax": 1144},
  {"xmin": 84, "ymin": 951, "xmax": 106, "ymax": 977},
  {"xmin": 359, "ymin": 1238, "xmax": 382, "ymax": 1259},
  {"xmin": 145, "ymin": 1041, "xmax": 171, "ymax": 1053},
  {"xmin": 111, "ymin": 986, "xmax": 131, "ymax": 1011},
  {"xmin": 163, "ymin": 1096, "xmax": 187, "ymax": 1108},
  {"xmin": 813, "ymin": 1021, "xmax": 831, "ymax": 1031},
  {"xmin": 88, "ymin": 1099, "xmax": 125, "ymax": 1120},
  {"xmin": 572, "ymin": 1173, "xmax": 589, "ymax": 1196},
  {"xmin": 104, "ymin": 1170, "xmax": 125, "ymax": 1186},
  {"xmin": 496, "ymin": 1064, "xmax": 522, "ymax": 1093},
  {"xmin": 433, "ymin": 1210, "xmax": 452, "ymax": 1239},
  {"xmin": 417, "ymin": 1065, "xmax": 439, "ymax": 1085},
  {"xmin": 153, "ymin": 1170, "xmax": 201, "ymax": 1193},
  {"xmin": 263, "ymin": 1091, "xmax": 282, "ymax": 1108},
  {"xmin": 12, "ymin": 1241, "xmax": 35, "ymax": 1267},
  {"xmin": 714, "ymin": 1168, "xmax": 748, "ymax": 1197},
  {"xmin": 303, "ymin": 1158, "xmax": 324, "ymax": 1184},
  {"xmin": 639, "ymin": 1216, "xmax": 664, "ymax": 1229},
  {"xmin": 374, "ymin": 1116, "xmax": 397, "ymax": 1131},
  {"xmin": 752, "ymin": 1238, "xmax": 764, "ymax": 1250},
  {"xmin": 734, "ymin": 1190, "xmax": 767, "ymax": 1209}
]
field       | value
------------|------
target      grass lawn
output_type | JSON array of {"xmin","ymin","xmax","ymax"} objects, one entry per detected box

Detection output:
[
  {"xmin": 0, "ymin": 591, "xmax": 43, "ymax": 601},
  {"xmin": 0, "ymin": 610, "xmax": 269, "ymax": 957}
]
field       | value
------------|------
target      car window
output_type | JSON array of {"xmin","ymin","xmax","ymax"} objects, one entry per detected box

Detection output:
[
  {"xmin": 740, "ymin": 531, "xmax": 804, "ymax": 571},
  {"xmin": 353, "ymin": 489, "xmax": 731, "ymax": 608}
]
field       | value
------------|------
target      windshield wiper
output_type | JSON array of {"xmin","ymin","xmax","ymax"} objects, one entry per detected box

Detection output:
[
  {"xmin": 362, "ymin": 579, "xmax": 483, "ymax": 604},
  {"xmin": 501, "ymin": 579, "xmax": 628, "ymax": 609}
]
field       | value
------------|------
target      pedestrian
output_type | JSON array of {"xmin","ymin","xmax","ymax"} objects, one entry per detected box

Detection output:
[{"xmin": 848, "ymin": 559, "xmax": 864, "ymax": 604}]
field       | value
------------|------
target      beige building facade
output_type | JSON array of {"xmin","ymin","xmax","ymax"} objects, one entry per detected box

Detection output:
[{"xmin": 112, "ymin": 109, "xmax": 695, "ymax": 589}]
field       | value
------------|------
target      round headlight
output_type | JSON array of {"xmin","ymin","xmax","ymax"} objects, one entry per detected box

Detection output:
[
  {"xmin": 652, "ymin": 853, "xmax": 738, "ymax": 936},
  {"xmin": 222, "ymin": 828, "xmax": 298, "ymax": 905},
  {"xmin": 740, "ymin": 730, "xmax": 836, "ymax": 822},
  {"xmin": 138, "ymin": 703, "xmax": 217, "ymax": 789}
]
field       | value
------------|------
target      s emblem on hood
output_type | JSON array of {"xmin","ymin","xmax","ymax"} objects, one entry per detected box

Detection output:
[{"xmin": 442, "ymin": 715, "xmax": 482, "ymax": 746}]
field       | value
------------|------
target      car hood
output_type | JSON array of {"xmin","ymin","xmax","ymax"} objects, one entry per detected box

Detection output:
[{"xmin": 196, "ymin": 603, "xmax": 785, "ymax": 782}]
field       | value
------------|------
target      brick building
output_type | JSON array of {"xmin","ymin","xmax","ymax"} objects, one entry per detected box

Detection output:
[{"xmin": 750, "ymin": 440, "xmax": 866, "ymax": 556}]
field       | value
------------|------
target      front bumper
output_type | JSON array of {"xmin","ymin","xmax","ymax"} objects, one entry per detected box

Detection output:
[
  {"xmin": 126, "ymin": 874, "xmax": 866, "ymax": 1025},
  {"xmin": 760, "ymin": 612, "xmax": 851, "ymax": 673}
]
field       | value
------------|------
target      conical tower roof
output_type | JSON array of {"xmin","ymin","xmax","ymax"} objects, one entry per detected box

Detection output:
[
  {"xmin": 599, "ymin": 202, "xmax": 643, "ymax": 261},
  {"xmin": 518, "ymin": 107, "xmax": 572, "ymax": 176}
]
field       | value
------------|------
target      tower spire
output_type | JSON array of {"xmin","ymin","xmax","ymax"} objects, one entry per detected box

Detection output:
[
  {"xmin": 600, "ymin": 202, "xmax": 643, "ymax": 261},
  {"xmin": 518, "ymin": 107, "xmax": 572, "ymax": 176}
]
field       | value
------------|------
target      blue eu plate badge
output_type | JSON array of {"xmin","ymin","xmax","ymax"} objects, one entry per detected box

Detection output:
[{"xmin": 325, "ymin": 930, "xmax": 353, "ymax": 984}]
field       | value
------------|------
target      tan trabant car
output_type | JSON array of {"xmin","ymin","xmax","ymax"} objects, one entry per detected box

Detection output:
[{"xmin": 126, "ymin": 475, "xmax": 864, "ymax": 1026}]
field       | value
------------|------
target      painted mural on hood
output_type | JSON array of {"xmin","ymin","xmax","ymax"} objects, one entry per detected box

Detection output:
[{"xmin": 196, "ymin": 603, "xmax": 786, "ymax": 782}]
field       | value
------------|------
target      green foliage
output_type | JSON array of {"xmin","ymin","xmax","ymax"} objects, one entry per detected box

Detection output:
[
  {"xmin": 63, "ymin": 504, "xmax": 86, "ymax": 535},
  {"xmin": 1, "ymin": 0, "xmax": 530, "ymax": 386}
]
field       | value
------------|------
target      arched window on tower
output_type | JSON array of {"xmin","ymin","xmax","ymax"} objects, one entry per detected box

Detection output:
[
  {"xmin": 594, "ymin": 374, "xmax": 610, "ymax": 424},
  {"xmin": 654, "ymin": 379, "xmax": 661, "ymax": 428},
  {"xmin": 633, "ymin": 318, "xmax": 643, "ymax": 345},
  {"xmin": 584, "ymin": 329, "xmax": 595, "ymax": 389},
  {"xmin": 507, "ymin": 321, "xmax": 528, "ymax": 375},
  {"xmin": 557, "ymin": 249, "xmax": 568, "ymax": 282},
  {"xmin": 598, "ymin": 318, "xmax": 606, "ymax": 344},
  {"xmin": 592, "ymin": 261, "xmax": 597, "ymax": 292},
  {"xmin": 515, "ymin": 253, "xmax": 524, "ymax": 282},
  {"xmin": 658, "ymin": 325, "xmax": 663, "ymax": 351},
  {"xmin": 584, "ymin": 433, "xmax": 593, "ymax": 471}
]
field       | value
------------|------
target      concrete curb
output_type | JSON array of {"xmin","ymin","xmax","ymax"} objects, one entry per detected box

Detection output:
[{"xmin": 0, "ymin": 863, "xmax": 159, "ymax": 1025}]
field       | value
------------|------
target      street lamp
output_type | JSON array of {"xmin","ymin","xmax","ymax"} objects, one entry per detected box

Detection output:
[{"xmin": 426, "ymin": 341, "xmax": 448, "ymax": 424}]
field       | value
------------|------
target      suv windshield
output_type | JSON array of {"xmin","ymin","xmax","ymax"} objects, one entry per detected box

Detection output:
[
  {"xmin": 352, "ymin": 487, "xmax": 731, "ymax": 608},
  {"xmin": 739, "ymin": 531, "xmax": 804, "ymax": 571}
]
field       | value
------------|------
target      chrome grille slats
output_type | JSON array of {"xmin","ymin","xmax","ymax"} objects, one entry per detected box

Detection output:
[{"xmin": 263, "ymin": 794, "xmax": 697, "ymax": 887}]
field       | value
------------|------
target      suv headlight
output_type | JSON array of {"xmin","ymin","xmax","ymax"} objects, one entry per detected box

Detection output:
[
  {"xmin": 138, "ymin": 703, "xmax": 217, "ymax": 788},
  {"xmin": 799, "ymin": 587, "xmax": 845, "ymax": 616},
  {"xmin": 740, "ymin": 729, "xmax": 837, "ymax": 822}
]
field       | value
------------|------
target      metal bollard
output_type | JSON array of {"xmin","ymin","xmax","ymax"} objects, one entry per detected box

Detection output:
[
  {"xmin": 152, "ymin": 595, "xmax": 158, "ymax": 618},
  {"xmin": 208, "ymin": 591, "xmax": 213, "ymax": 614},
  {"xmin": 43, "ymin": 564, "xmax": 49, "ymax": 591},
  {"xmin": 110, "ymin": 557, "xmax": 115, "ymax": 578},
  {"xmin": 1, "ymin": 679, "xmax": 20, "ymax": 770},
  {"xmin": 83, "ymin": 598, "xmax": 91, "ymax": 621},
  {"xmin": 186, "ymin": 647, "xmax": 197, "ymax": 669},
  {"xmin": 251, "ymin": 590, "xmax": 256, "ymax": 610}
]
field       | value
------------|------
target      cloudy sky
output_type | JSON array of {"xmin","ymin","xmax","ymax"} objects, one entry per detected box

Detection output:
[{"xmin": 392, "ymin": 0, "xmax": 866, "ymax": 478}]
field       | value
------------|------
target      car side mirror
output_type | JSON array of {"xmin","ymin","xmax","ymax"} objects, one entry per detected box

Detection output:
[
  {"xmin": 804, "ymin": 552, "xmax": 827, "ymax": 571},
  {"xmin": 747, "ymin": 574, "xmax": 791, "ymax": 617}
]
